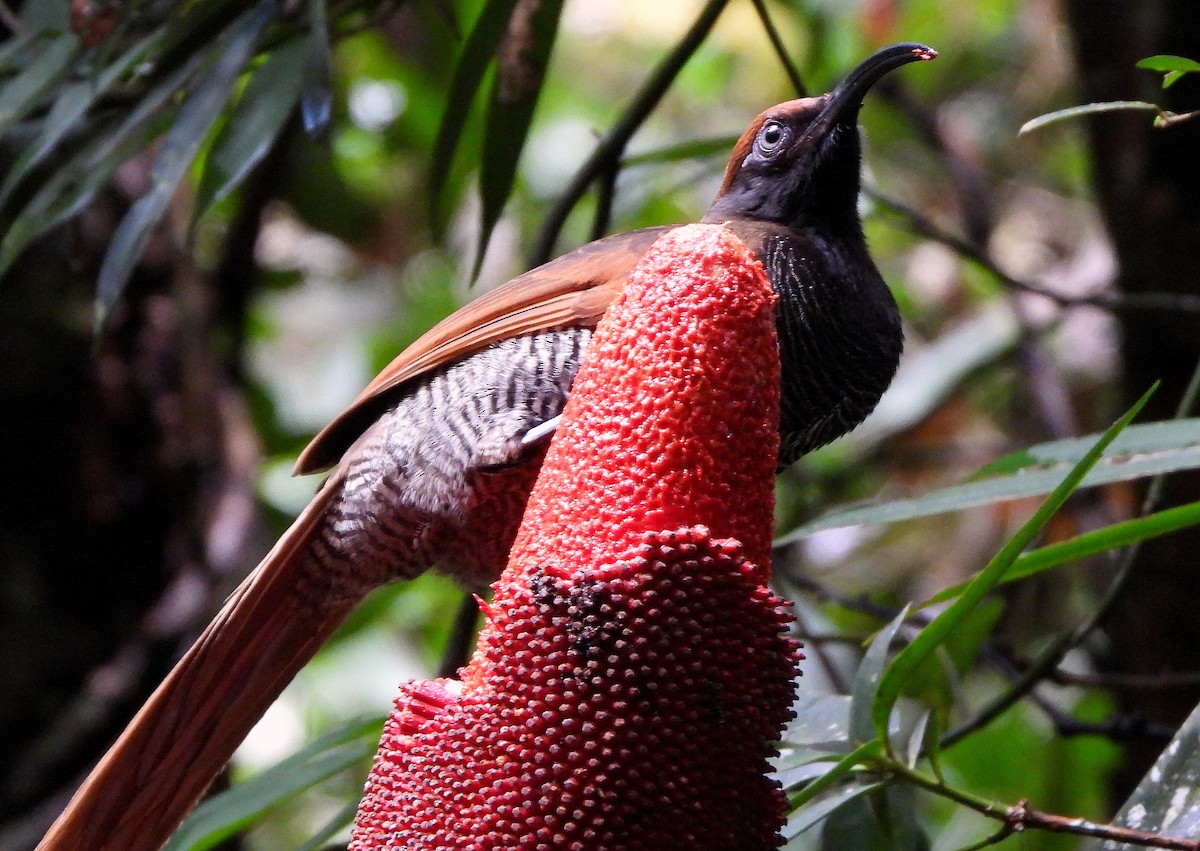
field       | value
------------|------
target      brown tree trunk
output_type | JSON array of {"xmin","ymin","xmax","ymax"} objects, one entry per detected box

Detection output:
[
  {"xmin": 0, "ymin": 156, "xmax": 270, "ymax": 848},
  {"xmin": 1063, "ymin": 0, "xmax": 1200, "ymax": 795}
]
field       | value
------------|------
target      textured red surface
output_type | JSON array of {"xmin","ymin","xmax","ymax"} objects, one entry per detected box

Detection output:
[
  {"xmin": 506, "ymin": 223, "xmax": 782, "ymax": 578},
  {"xmin": 350, "ymin": 224, "xmax": 799, "ymax": 850}
]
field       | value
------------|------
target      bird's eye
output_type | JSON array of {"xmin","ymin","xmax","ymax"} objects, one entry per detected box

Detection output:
[{"xmin": 755, "ymin": 120, "xmax": 789, "ymax": 156}]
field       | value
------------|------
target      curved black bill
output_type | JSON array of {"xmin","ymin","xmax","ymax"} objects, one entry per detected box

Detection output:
[{"xmin": 818, "ymin": 42, "xmax": 937, "ymax": 126}]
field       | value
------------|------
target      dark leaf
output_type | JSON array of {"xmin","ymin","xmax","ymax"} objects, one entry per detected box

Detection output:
[
  {"xmin": 94, "ymin": 1, "xmax": 275, "ymax": 332},
  {"xmin": 300, "ymin": 0, "xmax": 332, "ymax": 135},
  {"xmin": 1083, "ymin": 698, "xmax": 1200, "ymax": 850},
  {"xmin": 0, "ymin": 38, "xmax": 218, "ymax": 276},
  {"xmin": 428, "ymin": 0, "xmax": 519, "ymax": 235},
  {"xmin": 0, "ymin": 33, "xmax": 160, "ymax": 209},
  {"xmin": 474, "ymin": 0, "xmax": 565, "ymax": 276},
  {"xmin": 196, "ymin": 35, "xmax": 309, "ymax": 217},
  {"xmin": 0, "ymin": 33, "xmax": 77, "ymax": 136}
]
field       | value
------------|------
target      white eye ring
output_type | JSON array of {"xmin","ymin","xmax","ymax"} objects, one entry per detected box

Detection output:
[{"xmin": 756, "ymin": 120, "xmax": 788, "ymax": 155}]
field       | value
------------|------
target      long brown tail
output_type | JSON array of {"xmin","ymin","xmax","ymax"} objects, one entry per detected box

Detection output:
[{"xmin": 38, "ymin": 475, "xmax": 359, "ymax": 851}]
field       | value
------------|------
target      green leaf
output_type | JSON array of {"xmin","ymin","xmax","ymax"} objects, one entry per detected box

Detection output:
[
  {"xmin": 922, "ymin": 499, "xmax": 1200, "ymax": 607},
  {"xmin": 869, "ymin": 386, "xmax": 1156, "ymax": 745},
  {"xmin": 818, "ymin": 785, "xmax": 930, "ymax": 851},
  {"xmin": 295, "ymin": 800, "xmax": 359, "ymax": 851},
  {"xmin": 783, "ymin": 691, "xmax": 853, "ymax": 751},
  {"xmin": 474, "ymin": 0, "xmax": 565, "ymax": 277},
  {"xmin": 0, "ymin": 34, "xmax": 161, "ymax": 210},
  {"xmin": 1019, "ymin": 101, "xmax": 1161, "ymax": 135},
  {"xmin": 776, "ymin": 418, "xmax": 1200, "ymax": 543},
  {"xmin": 789, "ymin": 737, "xmax": 884, "ymax": 810},
  {"xmin": 0, "ymin": 110, "xmax": 171, "ymax": 278},
  {"xmin": 164, "ymin": 715, "xmax": 383, "ymax": 851},
  {"xmin": 0, "ymin": 37, "xmax": 214, "ymax": 277},
  {"xmin": 1082, "ymin": 698, "xmax": 1200, "ymax": 850},
  {"xmin": 95, "ymin": 1, "xmax": 275, "ymax": 332},
  {"xmin": 0, "ymin": 33, "xmax": 77, "ymax": 136},
  {"xmin": 428, "ymin": 0, "xmax": 519, "ymax": 235},
  {"xmin": 300, "ymin": 0, "xmax": 333, "ymax": 134},
  {"xmin": 849, "ymin": 606, "xmax": 909, "ymax": 745},
  {"xmin": 196, "ymin": 35, "xmax": 310, "ymax": 217},
  {"xmin": 1136, "ymin": 54, "xmax": 1200, "ymax": 74},
  {"xmin": 784, "ymin": 780, "xmax": 886, "ymax": 839}
]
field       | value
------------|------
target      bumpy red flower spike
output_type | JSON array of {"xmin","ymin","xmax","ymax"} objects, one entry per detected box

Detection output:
[{"xmin": 350, "ymin": 224, "xmax": 801, "ymax": 850}]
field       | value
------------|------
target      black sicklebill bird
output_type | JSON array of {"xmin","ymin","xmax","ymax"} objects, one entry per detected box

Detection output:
[{"xmin": 40, "ymin": 42, "xmax": 936, "ymax": 850}]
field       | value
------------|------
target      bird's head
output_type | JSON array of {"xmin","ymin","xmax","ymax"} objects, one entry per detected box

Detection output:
[{"xmin": 705, "ymin": 43, "xmax": 936, "ymax": 234}]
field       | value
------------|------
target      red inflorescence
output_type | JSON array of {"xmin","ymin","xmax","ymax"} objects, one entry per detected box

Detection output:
[{"xmin": 350, "ymin": 224, "xmax": 801, "ymax": 850}]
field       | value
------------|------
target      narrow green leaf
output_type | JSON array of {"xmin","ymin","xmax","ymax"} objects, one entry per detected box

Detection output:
[
  {"xmin": 428, "ymin": 0, "xmax": 519, "ymax": 235},
  {"xmin": 776, "ymin": 759, "xmax": 842, "ymax": 792},
  {"xmin": 784, "ymin": 780, "xmax": 886, "ymax": 839},
  {"xmin": 905, "ymin": 711, "xmax": 930, "ymax": 770},
  {"xmin": 922, "ymin": 499, "xmax": 1200, "ymax": 607},
  {"xmin": 869, "ymin": 386, "xmax": 1156, "ymax": 744},
  {"xmin": 164, "ymin": 715, "xmax": 383, "ymax": 851},
  {"xmin": 0, "ymin": 111, "xmax": 171, "ymax": 277},
  {"xmin": 849, "ymin": 606, "xmax": 910, "ymax": 745},
  {"xmin": 0, "ymin": 34, "xmax": 161, "ymax": 209},
  {"xmin": 776, "ymin": 419, "xmax": 1200, "ymax": 543},
  {"xmin": 789, "ymin": 738, "xmax": 884, "ymax": 810},
  {"xmin": 295, "ymin": 799, "xmax": 360, "ymax": 851},
  {"xmin": 0, "ymin": 33, "xmax": 77, "ymax": 135},
  {"xmin": 196, "ymin": 35, "xmax": 309, "ymax": 217},
  {"xmin": 95, "ymin": 1, "xmax": 275, "ymax": 332},
  {"xmin": 475, "ymin": 0, "xmax": 565, "ymax": 276},
  {"xmin": 0, "ymin": 21, "xmax": 216, "ymax": 275},
  {"xmin": 1019, "ymin": 101, "xmax": 1161, "ymax": 135}
]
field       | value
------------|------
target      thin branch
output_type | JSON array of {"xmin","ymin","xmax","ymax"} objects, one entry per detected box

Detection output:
[
  {"xmin": 749, "ymin": 0, "xmax": 806, "ymax": 97},
  {"xmin": 889, "ymin": 762, "xmax": 1200, "ymax": 850},
  {"xmin": 590, "ymin": 159, "xmax": 619, "ymax": 242},
  {"xmin": 869, "ymin": 188, "xmax": 1200, "ymax": 315},
  {"xmin": 1044, "ymin": 666, "xmax": 1200, "ymax": 691},
  {"xmin": 528, "ymin": 0, "xmax": 730, "ymax": 265},
  {"xmin": 1004, "ymin": 798, "xmax": 1200, "ymax": 850},
  {"xmin": 438, "ymin": 593, "xmax": 482, "ymax": 678}
]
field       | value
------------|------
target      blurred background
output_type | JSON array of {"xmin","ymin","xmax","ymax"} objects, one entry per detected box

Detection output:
[{"xmin": 1, "ymin": 0, "xmax": 1199, "ymax": 848}]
